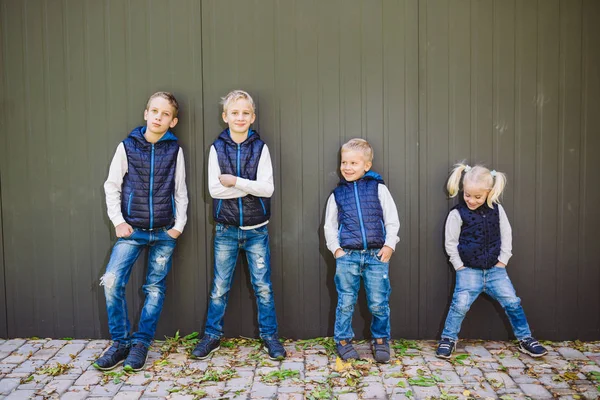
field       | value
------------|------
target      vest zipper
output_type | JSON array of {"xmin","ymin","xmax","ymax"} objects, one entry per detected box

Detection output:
[
  {"xmin": 259, "ymin": 198, "xmax": 267, "ymax": 215},
  {"xmin": 237, "ymin": 144, "xmax": 243, "ymax": 226},
  {"xmin": 127, "ymin": 193, "xmax": 133, "ymax": 216},
  {"xmin": 482, "ymin": 209, "xmax": 489, "ymax": 267},
  {"xmin": 149, "ymin": 144, "xmax": 155, "ymax": 229},
  {"xmin": 353, "ymin": 182, "xmax": 368, "ymax": 249},
  {"xmin": 216, "ymin": 199, "xmax": 223, "ymax": 217}
]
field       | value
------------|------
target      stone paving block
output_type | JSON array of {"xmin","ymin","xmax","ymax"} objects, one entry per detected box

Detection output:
[
  {"xmin": 275, "ymin": 385, "xmax": 303, "ymax": 393},
  {"xmin": 410, "ymin": 384, "xmax": 441, "ymax": 399},
  {"xmin": 485, "ymin": 371, "xmax": 518, "ymax": 389},
  {"xmin": 142, "ymin": 380, "xmax": 174, "ymax": 397},
  {"xmin": 37, "ymin": 378, "xmax": 74, "ymax": 396},
  {"xmin": 336, "ymin": 393, "xmax": 359, "ymax": 400},
  {"xmin": 16, "ymin": 374, "xmax": 51, "ymax": 390},
  {"xmin": 90, "ymin": 380, "xmax": 123, "ymax": 397},
  {"xmin": 464, "ymin": 345, "xmax": 493, "ymax": 360},
  {"xmin": 4, "ymin": 389, "xmax": 37, "ymax": 399},
  {"xmin": 0, "ymin": 365, "xmax": 15, "ymax": 375},
  {"xmin": 464, "ymin": 380, "xmax": 498, "ymax": 399},
  {"xmin": 60, "ymin": 388, "xmax": 91, "ymax": 400},
  {"xmin": 227, "ymin": 376, "xmax": 253, "ymax": 388},
  {"xmin": 436, "ymin": 369, "xmax": 463, "ymax": 385},
  {"xmin": 403, "ymin": 365, "xmax": 431, "ymax": 377},
  {"xmin": 29, "ymin": 348, "xmax": 60, "ymax": 362},
  {"xmin": 519, "ymin": 383, "xmax": 553, "ymax": 399},
  {"xmin": 400, "ymin": 356, "xmax": 424, "ymax": 366},
  {"xmin": 557, "ymin": 347, "xmax": 588, "ymax": 361},
  {"xmin": 120, "ymin": 385, "xmax": 147, "ymax": 392},
  {"xmin": 0, "ymin": 378, "xmax": 21, "ymax": 395},
  {"xmin": 86, "ymin": 340, "xmax": 110, "ymax": 349},
  {"xmin": 426, "ymin": 358, "xmax": 455, "ymax": 370},
  {"xmin": 0, "ymin": 340, "xmax": 26, "ymax": 353},
  {"xmin": 113, "ymin": 391, "xmax": 142, "ymax": 400},
  {"xmin": 43, "ymin": 340, "xmax": 68, "ymax": 349},
  {"xmin": 360, "ymin": 382, "xmax": 387, "ymax": 399},
  {"xmin": 251, "ymin": 381, "xmax": 278, "ymax": 398},
  {"xmin": 1, "ymin": 354, "xmax": 30, "ymax": 365},
  {"xmin": 74, "ymin": 370, "xmax": 102, "ymax": 386},
  {"xmin": 277, "ymin": 394, "xmax": 303, "ymax": 400},
  {"xmin": 538, "ymin": 374, "xmax": 570, "ymax": 389},
  {"xmin": 12, "ymin": 360, "xmax": 46, "ymax": 374},
  {"xmin": 305, "ymin": 354, "xmax": 328, "ymax": 368}
]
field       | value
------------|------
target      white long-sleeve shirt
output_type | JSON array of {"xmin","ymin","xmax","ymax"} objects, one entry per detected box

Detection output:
[
  {"xmin": 323, "ymin": 184, "xmax": 400, "ymax": 255},
  {"xmin": 208, "ymin": 144, "xmax": 274, "ymax": 229},
  {"xmin": 104, "ymin": 143, "xmax": 189, "ymax": 233},
  {"xmin": 444, "ymin": 203, "xmax": 512, "ymax": 271}
]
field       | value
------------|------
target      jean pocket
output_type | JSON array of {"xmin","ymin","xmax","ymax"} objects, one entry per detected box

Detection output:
[
  {"xmin": 251, "ymin": 225, "xmax": 268, "ymax": 235},
  {"xmin": 216, "ymin": 223, "xmax": 229, "ymax": 233}
]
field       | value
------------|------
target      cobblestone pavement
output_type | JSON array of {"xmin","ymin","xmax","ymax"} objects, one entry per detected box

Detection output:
[{"xmin": 0, "ymin": 337, "xmax": 599, "ymax": 399}]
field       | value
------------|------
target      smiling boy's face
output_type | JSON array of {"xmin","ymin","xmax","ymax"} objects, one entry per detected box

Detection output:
[
  {"xmin": 340, "ymin": 150, "xmax": 372, "ymax": 182},
  {"xmin": 144, "ymin": 97, "xmax": 178, "ymax": 136},
  {"xmin": 222, "ymin": 98, "xmax": 256, "ymax": 136}
]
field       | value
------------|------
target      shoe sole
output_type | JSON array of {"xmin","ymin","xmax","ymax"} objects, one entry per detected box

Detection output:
[
  {"xmin": 191, "ymin": 345, "xmax": 220, "ymax": 360},
  {"xmin": 263, "ymin": 346, "xmax": 286, "ymax": 361},
  {"xmin": 93, "ymin": 359, "xmax": 124, "ymax": 371},
  {"xmin": 518, "ymin": 346, "xmax": 547, "ymax": 358}
]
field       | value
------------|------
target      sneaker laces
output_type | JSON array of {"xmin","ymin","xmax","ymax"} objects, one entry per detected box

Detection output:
[
  {"xmin": 439, "ymin": 343, "xmax": 452, "ymax": 350},
  {"xmin": 196, "ymin": 336, "xmax": 217, "ymax": 353},
  {"xmin": 522, "ymin": 338, "xmax": 541, "ymax": 347}
]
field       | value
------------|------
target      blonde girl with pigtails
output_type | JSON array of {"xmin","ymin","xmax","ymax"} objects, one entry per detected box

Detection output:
[{"xmin": 435, "ymin": 162, "xmax": 548, "ymax": 359}]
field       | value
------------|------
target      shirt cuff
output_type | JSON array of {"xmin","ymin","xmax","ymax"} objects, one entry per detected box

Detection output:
[
  {"xmin": 172, "ymin": 222, "xmax": 185, "ymax": 233},
  {"xmin": 111, "ymin": 216, "xmax": 126, "ymax": 228},
  {"xmin": 498, "ymin": 253, "xmax": 511, "ymax": 265}
]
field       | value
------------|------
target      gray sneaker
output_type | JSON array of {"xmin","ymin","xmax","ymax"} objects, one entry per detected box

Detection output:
[{"xmin": 371, "ymin": 338, "xmax": 390, "ymax": 363}]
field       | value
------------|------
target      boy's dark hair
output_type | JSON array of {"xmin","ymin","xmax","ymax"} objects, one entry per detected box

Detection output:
[{"xmin": 146, "ymin": 91, "xmax": 179, "ymax": 117}]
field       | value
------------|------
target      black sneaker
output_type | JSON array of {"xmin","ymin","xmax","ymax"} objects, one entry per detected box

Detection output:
[
  {"xmin": 336, "ymin": 340, "xmax": 360, "ymax": 361},
  {"xmin": 435, "ymin": 338, "xmax": 456, "ymax": 359},
  {"xmin": 371, "ymin": 338, "xmax": 390, "ymax": 363},
  {"xmin": 123, "ymin": 343, "xmax": 149, "ymax": 372},
  {"xmin": 191, "ymin": 335, "xmax": 220, "ymax": 360},
  {"xmin": 263, "ymin": 338, "xmax": 286, "ymax": 360},
  {"xmin": 518, "ymin": 337, "xmax": 548, "ymax": 358},
  {"xmin": 93, "ymin": 341, "xmax": 130, "ymax": 371}
]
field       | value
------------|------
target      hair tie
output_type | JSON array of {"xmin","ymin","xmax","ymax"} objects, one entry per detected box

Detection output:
[
  {"xmin": 490, "ymin": 169, "xmax": 497, "ymax": 177},
  {"xmin": 464, "ymin": 165, "xmax": 472, "ymax": 172}
]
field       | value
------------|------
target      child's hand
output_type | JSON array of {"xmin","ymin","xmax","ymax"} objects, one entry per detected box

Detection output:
[
  {"xmin": 495, "ymin": 261, "xmax": 506, "ymax": 267},
  {"xmin": 219, "ymin": 174, "xmax": 237, "ymax": 187},
  {"xmin": 115, "ymin": 222, "xmax": 133, "ymax": 238},
  {"xmin": 334, "ymin": 248, "xmax": 346, "ymax": 259},
  {"xmin": 377, "ymin": 246, "xmax": 394, "ymax": 263},
  {"xmin": 167, "ymin": 228, "xmax": 181, "ymax": 239}
]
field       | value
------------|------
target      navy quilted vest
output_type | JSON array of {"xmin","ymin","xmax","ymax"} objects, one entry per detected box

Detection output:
[
  {"xmin": 121, "ymin": 126, "xmax": 179, "ymax": 229},
  {"xmin": 334, "ymin": 171, "xmax": 386, "ymax": 250},
  {"xmin": 213, "ymin": 129, "xmax": 271, "ymax": 226},
  {"xmin": 455, "ymin": 201, "xmax": 501, "ymax": 269}
]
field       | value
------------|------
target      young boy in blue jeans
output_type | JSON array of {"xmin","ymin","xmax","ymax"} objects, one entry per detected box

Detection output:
[
  {"xmin": 192, "ymin": 90, "xmax": 285, "ymax": 360},
  {"xmin": 324, "ymin": 138, "xmax": 400, "ymax": 363},
  {"xmin": 94, "ymin": 92, "xmax": 189, "ymax": 371}
]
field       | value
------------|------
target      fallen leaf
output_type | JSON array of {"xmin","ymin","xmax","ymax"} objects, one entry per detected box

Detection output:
[
  {"xmin": 463, "ymin": 390, "xmax": 471, "ymax": 397},
  {"xmin": 334, "ymin": 357, "xmax": 352, "ymax": 372}
]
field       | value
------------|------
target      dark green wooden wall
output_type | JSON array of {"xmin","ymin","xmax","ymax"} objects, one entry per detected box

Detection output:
[{"xmin": 0, "ymin": 0, "xmax": 598, "ymax": 341}]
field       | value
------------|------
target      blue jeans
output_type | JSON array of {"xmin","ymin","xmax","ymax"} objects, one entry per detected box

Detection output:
[
  {"xmin": 204, "ymin": 223, "xmax": 279, "ymax": 340},
  {"xmin": 101, "ymin": 228, "xmax": 177, "ymax": 347},
  {"xmin": 441, "ymin": 266, "xmax": 532, "ymax": 341},
  {"xmin": 334, "ymin": 249, "xmax": 391, "ymax": 343}
]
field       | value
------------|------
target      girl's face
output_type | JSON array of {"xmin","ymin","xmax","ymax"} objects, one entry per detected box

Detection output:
[{"xmin": 463, "ymin": 183, "xmax": 490, "ymax": 210}]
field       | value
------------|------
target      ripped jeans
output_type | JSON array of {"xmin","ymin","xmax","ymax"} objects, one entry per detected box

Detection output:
[
  {"xmin": 334, "ymin": 250, "xmax": 391, "ymax": 343},
  {"xmin": 441, "ymin": 266, "xmax": 532, "ymax": 341},
  {"xmin": 203, "ymin": 223, "xmax": 279, "ymax": 340},
  {"xmin": 101, "ymin": 228, "xmax": 177, "ymax": 347}
]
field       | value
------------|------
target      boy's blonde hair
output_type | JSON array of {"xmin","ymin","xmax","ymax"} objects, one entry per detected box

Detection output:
[
  {"xmin": 146, "ymin": 91, "xmax": 179, "ymax": 117},
  {"xmin": 341, "ymin": 138, "xmax": 374, "ymax": 162},
  {"xmin": 221, "ymin": 90, "xmax": 256, "ymax": 113},
  {"xmin": 447, "ymin": 162, "xmax": 507, "ymax": 208}
]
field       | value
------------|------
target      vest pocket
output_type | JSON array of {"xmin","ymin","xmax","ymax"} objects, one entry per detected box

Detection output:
[
  {"xmin": 127, "ymin": 193, "xmax": 133, "ymax": 216},
  {"xmin": 380, "ymin": 220, "xmax": 386, "ymax": 236},
  {"xmin": 171, "ymin": 194, "xmax": 176, "ymax": 217}
]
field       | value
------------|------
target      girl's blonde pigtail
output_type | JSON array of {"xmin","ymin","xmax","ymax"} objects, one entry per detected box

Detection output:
[
  {"xmin": 487, "ymin": 171, "xmax": 507, "ymax": 207},
  {"xmin": 447, "ymin": 163, "xmax": 467, "ymax": 198}
]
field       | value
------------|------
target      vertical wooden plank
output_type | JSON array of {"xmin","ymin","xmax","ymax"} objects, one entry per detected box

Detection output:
[
  {"xmin": 1, "ymin": 0, "xmax": 34, "ymax": 337},
  {"xmin": 317, "ymin": 0, "xmax": 342, "ymax": 338},
  {"xmin": 382, "ymin": 0, "xmax": 420, "ymax": 338},
  {"xmin": 556, "ymin": 0, "xmax": 583, "ymax": 340},
  {"xmin": 0, "ymin": 0, "xmax": 9, "ymax": 338},
  {"xmin": 155, "ymin": 0, "xmax": 204, "ymax": 339},
  {"xmin": 578, "ymin": 0, "xmax": 600, "ymax": 340},
  {"xmin": 533, "ymin": 0, "xmax": 560, "ymax": 337},
  {"xmin": 421, "ymin": 0, "xmax": 452, "ymax": 339},
  {"xmin": 511, "ymin": 0, "xmax": 538, "ymax": 338}
]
